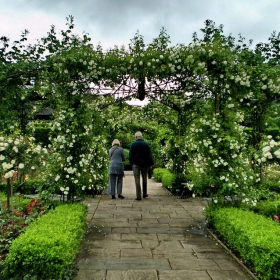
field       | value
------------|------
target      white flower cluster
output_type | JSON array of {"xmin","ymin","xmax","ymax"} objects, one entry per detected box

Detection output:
[
  {"xmin": 257, "ymin": 135, "xmax": 280, "ymax": 163},
  {"xmin": 60, "ymin": 186, "xmax": 69, "ymax": 195},
  {"xmin": 0, "ymin": 134, "xmax": 45, "ymax": 179}
]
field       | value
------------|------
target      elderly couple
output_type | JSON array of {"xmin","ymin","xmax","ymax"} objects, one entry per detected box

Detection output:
[{"xmin": 108, "ymin": 131, "xmax": 154, "ymax": 201}]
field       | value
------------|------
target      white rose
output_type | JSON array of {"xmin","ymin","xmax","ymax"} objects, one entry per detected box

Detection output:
[{"xmin": 18, "ymin": 163, "xmax": 25, "ymax": 169}]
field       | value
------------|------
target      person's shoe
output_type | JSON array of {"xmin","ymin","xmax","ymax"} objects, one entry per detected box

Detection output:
[
  {"xmin": 118, "ymin": 194, "xmax": 125, "ymax": 199},
  {"xmin": 135, "ymin": 197, "xmax": 142, "ymax": 201},
  {"xmin": 143, "ymin": 194, "xmax": 149, "ymax": 198},
  {"xmin": 112, "ymin": 195, "xmax": 116, "ymax": 199}
]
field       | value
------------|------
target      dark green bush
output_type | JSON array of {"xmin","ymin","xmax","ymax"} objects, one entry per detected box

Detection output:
[
  {"xmin": 26, "ymin": 125, "xmax": 51, "ymax": 148},
  {"xmin": 207, "ymin": 206, "xmax": 280, "ymax": 280},
  {"xmin": 15, "ymin": 179, "xmax": 45, "ymax": 195},
  {"xmin": 0, "ymin": 180, "xmax": 45, "ymax": 195},
  {"xmin": 0, "ymin": 182, "xmax": 6, "ymax": 193},
  {"xmin": 253, "ymin": 199, "xmax": 280, "ymax": 219},
  {"xmin": 2, "ymin": 203, "xmax": 87, "ymax": 279}
]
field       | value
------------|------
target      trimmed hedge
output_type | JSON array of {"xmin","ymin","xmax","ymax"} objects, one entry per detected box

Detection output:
[
  {"xmin": 153, "ymin": 168, "xmax": 167, "ymax": 182},
  {"xmin": 153, "ymin": 168, "xmax": 175, "ymax": 187},
  {"xmin": 208, "ymin": 207, "xmax": 280, "ymax": 280},
  {"xmin": 2, "ymin": 203, "xmax": 87, "ymax": 279},
  {"xmin": 162, "ymin": 172, "xmax": 175, "ymax": 188}
]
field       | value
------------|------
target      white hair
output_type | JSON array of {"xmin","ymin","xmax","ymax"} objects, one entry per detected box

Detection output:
[{"xmin": 112, "ymin": 139, "xmax": 120, "ymax": 146}]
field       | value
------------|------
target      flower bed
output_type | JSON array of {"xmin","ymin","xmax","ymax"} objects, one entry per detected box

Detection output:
[{"xmin": 0, "ymin": 195, "xmax": 47, "ymax": 262}]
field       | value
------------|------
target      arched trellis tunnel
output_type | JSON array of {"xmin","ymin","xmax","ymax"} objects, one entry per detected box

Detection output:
[{"xmin": 1, "ymin": 17, "xmax": 280, "ymax": 203}]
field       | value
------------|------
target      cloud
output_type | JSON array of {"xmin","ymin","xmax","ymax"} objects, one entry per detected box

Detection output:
[{"xmin": 0, "ymin": 0, "xmax": 279, "ymax": 49}]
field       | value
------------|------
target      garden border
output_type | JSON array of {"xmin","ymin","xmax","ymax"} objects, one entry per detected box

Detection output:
[{"xmin": 205, "ymin": 228, "xmax": 259, "ymax": 280}]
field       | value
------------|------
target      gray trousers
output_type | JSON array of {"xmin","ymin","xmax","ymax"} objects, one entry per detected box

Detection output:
[
  {"xmin": 132, "ymin": 164, "xmax": 148, "ymax": 198},
  {"xmin": 108, "ymin": 174, "xmax": 123, "ymax": 195}
]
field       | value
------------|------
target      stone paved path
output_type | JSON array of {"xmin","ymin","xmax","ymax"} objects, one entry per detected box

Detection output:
[{"xmin": 73, "ymin": 171, "xmax": 252, "ymax": 280}]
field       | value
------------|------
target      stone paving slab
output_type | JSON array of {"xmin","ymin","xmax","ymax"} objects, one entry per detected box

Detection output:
[
  {"xmin": 77, "ymin": 258, "xmax": 171, "ymax": 270},
  {"xmin": 169, "ymin": 258, "xmax": 221, "ymax": 270},
  {"xmin": 74, "ymin": 270, "xmax": 106, "ymax": 280},
  {"xmin": 92, "ymin": 240, "xmax": 142, "ymax": 249},
  {"xmin": 121, "ymin": 248, "xmax": 153, "ymax": 258},
  {"xmin": 74, "ymin": 172, "xmax": 252, "ymax": 280},
  {"xmin": 121, "ymin": 233, "xmax": 158, "ymax": 240},
  {"xmin": 106, "ymin": 270, "xmax": 158, "ymax": 280},
  {"xmin": 207, "ymin": 269, "xmax": 251, "ymax": 280},
  {"xmin": 158, "ymin": 270, "xmax": 211, "ymax": 280}
]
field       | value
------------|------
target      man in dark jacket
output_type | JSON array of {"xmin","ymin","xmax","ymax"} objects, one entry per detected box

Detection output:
[{"xmin": 129, "ymin": 131, "xmax": 154, "ymax": 200}]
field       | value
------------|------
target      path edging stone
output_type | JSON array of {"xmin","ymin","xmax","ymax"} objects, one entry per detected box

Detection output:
[{"xmin": 205, "ymin": 228, "xmax": 259, "ymax": 280}]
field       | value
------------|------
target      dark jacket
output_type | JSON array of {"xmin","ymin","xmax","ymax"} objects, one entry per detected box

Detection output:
[{"xmin": 129, "ymin": 139, "xmax": 154, "ymax": 168}]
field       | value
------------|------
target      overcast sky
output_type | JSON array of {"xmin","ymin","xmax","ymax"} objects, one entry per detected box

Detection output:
[{"xmin": 1, "ymin": 0, "xmax": 280, "ymax": 51}]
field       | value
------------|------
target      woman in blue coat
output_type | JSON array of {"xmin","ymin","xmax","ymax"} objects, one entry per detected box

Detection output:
[{"xmin": 108, "ymin": 139, "xmax": 125, "ymax": 199}]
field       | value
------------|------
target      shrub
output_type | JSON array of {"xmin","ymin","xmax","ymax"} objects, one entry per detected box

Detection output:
[
  {"xmin": 2, "ymin": 203, "xmax": 87, "ymax": 279},
  {"xmin": 26, "ymin": 124, "xmax": 51, "ymax": 148},
  {"xmin": 253, "ymin": 199, "xmax": 280, "ymax": 219},
  {"xmin": 261, "ymin": 164, "xmax": 280, "ymax": 193},
  {"xmin": 0, "ymin": 182, "xmax": 6, "ymax": 193},
  {"xmin": 0, "ymin": 196, "xmax": 48, "ymax": 263},
  {"xmin": 153, "ymin": 168, "xmax": 176, "ymax": 192},
  {"xmin": 208, "ymin": 206, "xmax": 280, "ymax": 280},
  {"xmin": 161, "ymin": 172, "xmax": 176, "ymax": 188},
  {"xmin": 153, "ymin": 168, "xmax": 167, "ymax": 182},
  {"xmin": 15, "ymin": 179, "xmax": 45, "ymax": 195}
]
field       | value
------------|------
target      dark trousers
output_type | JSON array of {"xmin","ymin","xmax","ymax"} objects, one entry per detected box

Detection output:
[{"xmin": 132, "ymin": 164, "xmax": 148, "ymax": 198}]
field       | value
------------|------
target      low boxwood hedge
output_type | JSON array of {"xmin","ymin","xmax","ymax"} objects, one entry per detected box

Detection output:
[
  {"xmin": 208, "ymin": 207, "xmax": 280, "ymax": 280},
  {"xmin": 161, "ymin": 172, "xmax": 175, "ymax": 188},
  {"xmin": 153, "ymin": 168, "xmax": 167, "ymax": 182},
  {"xmin": 2, "ymin": 203, "xmax": 87, "ymax": 279},
  {"xmin": 153, "ymin": 168, "xmax": 176, "ymax": 192}
]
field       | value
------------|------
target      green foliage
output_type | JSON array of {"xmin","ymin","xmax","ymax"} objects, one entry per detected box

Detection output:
[
  {"xmin": 0, "ymin": 195, "xmax": 48, "ymax": 260},
  {"xmin": 13, "ymin": 179, "xmax": 45, "ymax": 195},
  {"xmin": 253, "ymin": 199, "xmax": 280, "ymax": 219},
  {"xmin": 44, "ymin": 105, "xmax": 109, "ymax": 200},
  {"xmin": 123, "ymin": 149, "xmax": 131, "ymax": 170},
  {"xmin": 207, "ymin": 206, "xmax": 280, "ymax": 280},
  {"xmin": 162, "ymin": 172, "xmax": 176, "ymax": 188},
  {"xmin": 261, "ymin": 164, "xmax": 280, "ymax": 193},
  {"xmin": 153, "ymin": 168, "xmax": 175, "ymax": 189},
  {"xmin": 0, "ymin": 182, "xmax": 6, "ymax": 193},
  {"xmin": 2, "ymin": 203, "xmax": 87, "ymax": 279},
  {"xmin": 1, "ymin": 16, "xmax": 280, "ymax": 205},
  {"xmin": 26, "ymin": 121, "xmax": 51, "ymax": 148},
  {"xmin": 153, "ymin": 168, "xmax": 167, "ymax": 182}
]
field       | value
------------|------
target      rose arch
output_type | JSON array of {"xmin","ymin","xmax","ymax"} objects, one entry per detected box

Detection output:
[{"xmin": 1, "ymin": 16, "xmax": 280, "ymax": 204}]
